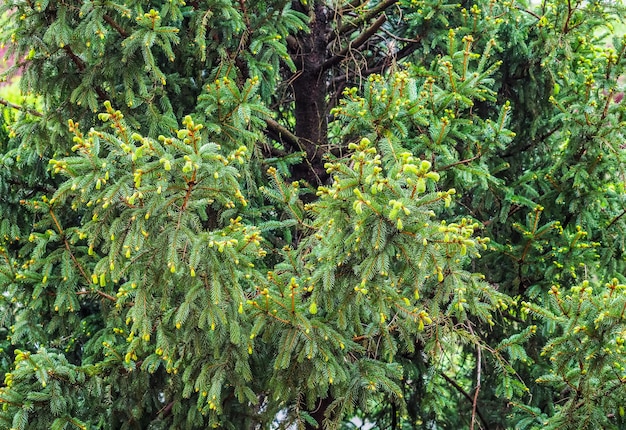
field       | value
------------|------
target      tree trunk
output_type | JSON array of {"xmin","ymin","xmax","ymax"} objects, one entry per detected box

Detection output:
[
  {"xmin": 289, "ymin": 1, "xmax": 331, "ymax": 187},
  {"xmin": 290, "ymin": 3, "xmax": 335, "ymax": 427},
  {"xmin": 306, "ymin": 396, "xmax": 333, "ymax": 430}
]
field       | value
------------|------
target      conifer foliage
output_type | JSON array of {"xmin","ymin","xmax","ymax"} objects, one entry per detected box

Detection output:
[{"xmin": 1, "ymin": 0, "xmax": 626, "ymax": 429}]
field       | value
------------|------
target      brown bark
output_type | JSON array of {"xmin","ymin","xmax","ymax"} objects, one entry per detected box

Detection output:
[
  {"xmin": 288, "ymin": 3, "xmax": 335, "ymax": 424},
  {"xmin": 306, "ymin": 396, "xmax": 334, "ymax": 430},
  {"xmin": 289, "ymin": 1, "xmax": 332, "ymax": 187}
]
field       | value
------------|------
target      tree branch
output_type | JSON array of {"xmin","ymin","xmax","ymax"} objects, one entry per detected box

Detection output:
[
  {"xmin": 77, "ymin": 289, "xmax": 117, "ymax": 302},
  {"xmin": 334, "ymin": 0, "xmax": 397, "ymax": 38},
  {"xmin": 323, "ymin": 14, "xmax": 387, "ymax": 71},
  {"xmin": 0, "ymin": 97, "xmax": 43, "ymax": 117},
  {"xmin": 331, "ymin": 29, "xmax": 422, "ymax": 86},
  {"xmin": 469, "ymin": 324, "xmax": 483, "ymax": 430},
  {"xmin": 63, "ymin": 45, "xmax": 109, "ymax": 101},
  {"xmin": 341, "ymin": 0, "xmax": 369, "ymax": 14},
  {"xmin": 49, "ymin": 209, "xmax": 94, "ymax": 290},
  {"xmin": 103, "ymin": 14, "xmax": 129, "ymax": 38},
  {"xmin": 380, "ymin": 27, "xmax": 422, "ymax": 44},
  {"xmin": 439, "ymin": 153, "xmax": 482, "ymax": 171},
  {"xmin": 330, "ymin": 63, "xmax": 385, "ymax": 87},
  {"xmin": 607, "ymin": 209, "xmax": 626, "ymax": 229},
  {"xmin": 515, "ymin": 5, "xmax": 541, "ymax": 20},
  {"xmin": 439, "ymin": 372, "xmax": 490, "ymax": 429},
  {"xmin": 63, "ymin": 45, "xmax": 86, "ymax": 72},
  {"xmin": 8, "ymin": 178, "xmax": 54, "ymax": 195},
  {"xmin": 392, "ymin": 37, "xmax": 423, "ymax": 63},
  {"xmin": 502, "ymin": 126, "xmax": 559, "ymax": 158},
  {"xmin": 265, "ymin": 117, "xmax": 302, "ymax": 152}
]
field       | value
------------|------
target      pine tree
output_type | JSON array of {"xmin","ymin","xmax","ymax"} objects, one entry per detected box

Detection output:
[{"xmin": 1, "ymin": 0, "xmax": 626, "ymax": 429}]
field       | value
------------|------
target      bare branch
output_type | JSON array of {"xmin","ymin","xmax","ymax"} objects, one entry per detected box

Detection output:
[
  {"xmin": 469, "ymin": 324, "xmax": 483, "ymax": 430},
  {"xmin": 439, "ymin": 371, "xmax": 490, "ymax": 430},
  {"xmin": 607, "ymin": 209, "xmax": 626, "ymax": 229},
  {"xmin": 439, "ymin": 153, "xmax": 482, "ymax": 171},
  {"xmin": 103, "ymin": 14, "xmax": 129, "ymax": 38},
  {"xmin": 341, "ymin": 0, "xmax": 369, "ymax": 13},
  {"xmin": 63, "ymin": 45, "xmax": 86, "ymax": 72},
  {"xmin": 515, "ymin": 5, "xmax": 541, "ymax": 20},
  {"xmin": 393, "ymin": 37, "xmax": 423, "ymax": 62},
  {"xmin": 335, "ymin": 0, "xmax": 398, "ymax": 38},
  {"xmin": 380, "ymin": 26, "xmax": 421, "ymax": 44},
  {"xmin": 77, "ymin": 289, "xmax": 117, "ymax": 302},
  {"xmin": 63, "ymin": 45, "xmax": 109, "ymax": 101},
  {"xmin": 265, "ymin": 118, "xmax": 301, "ymax": 152},
  {"xmin": 323, "ymin": 14, "xmax": 387, "ymax": 70},
  {"xmin": 0, "ymin": 97, "xmax": 43, "ymax": 117}
]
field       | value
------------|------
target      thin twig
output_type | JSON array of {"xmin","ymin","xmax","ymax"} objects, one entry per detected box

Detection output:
[
  {"xmin": 515, "ymin": 5, "xmax": 541, "ymax": 20},
  {"xmin": 46, "ymin": 210, "xmax": 116, "ymax": 303},
  {"xmin": 49, "ymin": 210, "xmax": 87, "ymax": 283},
  {"xmin": 468, "ymin": 323, "xmax": 482, "ymax": 430},
  {"xmin": 77, "ymin": 289, "xmax": 117, "ymax": 302},
  {"xmin": 323, "ymin": 14, "xmax": 387, "ymax": 71},
  {"xmin": 335, "ymin": 0, "xmax": 397, "ymax": 37},
  {"xmin": 439, "ymin": 372, "xmax": 490, "ymax": 429},
  {"xmin": 63, "ymin": 45, "xmax": 109, "ymax": 101},
  {"xmin": 341, "ymin": 0, "xmax": 369, "ymax": 14},
  {"xmin": 380, "ymin": 26, "xmax": 421, "ymax": 43},
  {"xmin": 607, "ymin": 209, "xmax": 626, "ymax": 229},
  {"xmin": 439, "ymin": 153, "xmax": 482, "ymax": 171}
]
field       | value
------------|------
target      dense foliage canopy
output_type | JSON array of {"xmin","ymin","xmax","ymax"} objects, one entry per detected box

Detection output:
[{"xmin": 1, "ymin": 0, "xmax": 626, "ymax": 428}]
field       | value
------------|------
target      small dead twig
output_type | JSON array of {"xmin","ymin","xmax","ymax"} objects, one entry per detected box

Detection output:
[{"xmin": 468, "ymin": 323, "xmax": 483, "ymax": 430}]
